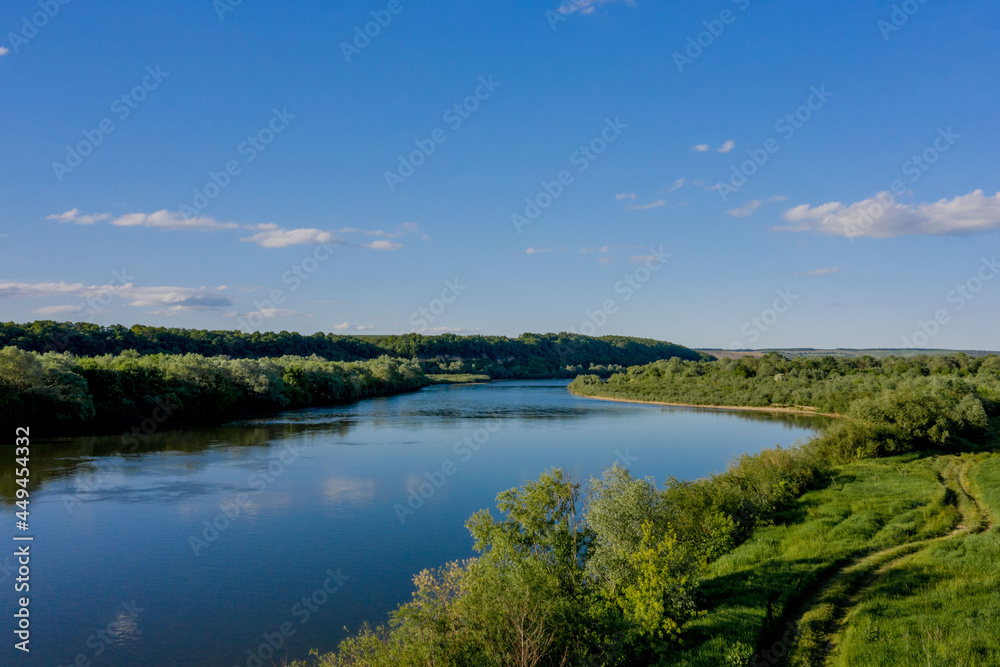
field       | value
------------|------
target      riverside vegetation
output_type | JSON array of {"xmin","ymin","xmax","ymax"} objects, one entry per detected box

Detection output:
[
  {"xmin": 0, "ymin": 321, "xmax": 703, "ymax": 379},
  {"xmin": 0, "ymin": 322, "xmax": 703, "ymax": 431},
  {"xmin": 287, "ymin": 352, "xmax": 999, "ymax": 666}
]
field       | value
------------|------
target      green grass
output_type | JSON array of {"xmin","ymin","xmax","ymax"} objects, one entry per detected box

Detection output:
[
  {"xmin": 659, "ymin": 453, "xmax": 964, "ymax": 666},
  {"xmin": 831, "ymin": 455, "xmax": 1000, "ymax": 667},
  {"xmin": 426, "ymin": 374, "xmax": 492, "ymax": 385}
]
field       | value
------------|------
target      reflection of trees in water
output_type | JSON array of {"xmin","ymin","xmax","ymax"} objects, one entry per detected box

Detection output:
[
  {"xmin": 0, "ymin": 420, "xmax": 356, "ymax": 503},
  {"xmin": 674, "ymin": 408, "xmax": 832, "ymax": 430}
]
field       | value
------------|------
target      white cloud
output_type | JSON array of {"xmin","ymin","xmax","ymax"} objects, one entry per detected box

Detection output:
[
  {"xmin": 0, "ymin": 47, "xmax": 8, "ymax": 56},
  {"xmin": 776, "ymin": 190, "xmax": 1000, "ymax": 238},
  {"xmin": 241, "ymin": 224, "xmax": 341, "ymax": 248},
  {"xmin": 241, "ymin": 308, "xmax": 301, "ymax": 320},
  {"xmin": 48, "ymin": 208, "xmax": 237, "ymax": 231},
  {"xmin": 799, "ymin": 267, "xmax": 841, "ymax": 277},
  {"xmin": 667, "ymin": 178, "xmax": 685, "ymax": 193},
  {"xmin": 0, "ymin": 281, "xmax": 234, "ymax": 313},
  {"xmin": 32, "ymin": 305, "xmax": 84, "ymax": 315},
  {"xmin": 46, "ymin": 209, "xmax": 111, "ymax": 225},
  {"xmin": 526, "ymin": 247, "xmax": 553, "ymax": 254},
  {"xmin": 111, "ymin": 210, "xmax": 239, "ymax": 231},
  {"xmin": 334, "ymin": 322, "xmax": 373, "ymax": 331},
  {"xmin": 558, "ymin": 0, "xmax": 635, "ymax": 15},
  {"xmin": 718, "ymin": 140, "xmax": 736, "ymax": 153},
  {"xmin": 728, "ymin": 195, "xmax": 788, "ymax": 218},
  {"xmin": 48, "ymin": 207, "xmax": 422, "ymax": 250},
  {"xmin": 615, "ymin": 192, "xmax": 637, "ymax": 200},
  {"xmin": 627, "ymin": 199, "xmax": 666, "ymax": 211},
  {"xmin": 364, "ymin": 240, "xmax": 403, "ymax": 251},
  {"xmin": 580, "ymin": 246, "xmax": 611, "ymax": 254},
  {"xmin": 692, "ymin": 144, "xmax": 709, "ymax": 152}
]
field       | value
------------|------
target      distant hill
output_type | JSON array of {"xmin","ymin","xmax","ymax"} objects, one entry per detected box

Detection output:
[{"xmin": 699, "ymin": 348, "xmax": 1000, "ymax": 360}]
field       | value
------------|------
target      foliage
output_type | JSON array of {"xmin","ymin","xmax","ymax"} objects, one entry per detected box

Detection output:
[
  {"xmin": 0, "ymin": 321, "xmax": 703, "ymax": 380},
  {"xmin": 0, "ymin": 348, "xmax": 427, "ymax": 429}
]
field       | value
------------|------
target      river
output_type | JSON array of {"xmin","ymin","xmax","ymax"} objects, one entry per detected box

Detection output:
[{"xmin": 0, "ymin": 380, "xmax": 825, "ymax": 666}]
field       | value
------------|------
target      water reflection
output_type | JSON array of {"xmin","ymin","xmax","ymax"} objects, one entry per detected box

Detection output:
[{"xmin": 0, "ymin": 380, "xmax": 828, "ymax": 667}]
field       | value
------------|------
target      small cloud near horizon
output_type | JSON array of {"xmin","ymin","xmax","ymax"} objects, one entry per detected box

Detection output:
[
  {"xmin": 627, "ymin": 199, "xmax": 666, "ymax": 211},
  {"xmin": 728, "ymin": 195, "xmax": 788, "ymax": 218},
  {"xmin": 798, "ymin": 267, "xmax": 841, "ymax": 277}
]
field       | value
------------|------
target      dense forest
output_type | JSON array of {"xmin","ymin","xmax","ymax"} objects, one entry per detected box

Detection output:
[
  {"xmin": 289, "ymin": 353, "xmax": 1000, "ymax": 666},
  {"xmin": 0, "ymin": 348, "xmax": 427, "ymax": 430},
  {"xmin": 0, "ymin": 321, "xmax": 704, "ymax": 379}
]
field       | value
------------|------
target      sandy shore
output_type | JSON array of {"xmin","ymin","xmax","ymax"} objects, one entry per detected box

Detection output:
[{"xmin": 569, "ymin": 390, "xmax": 843, "ymax": 418}]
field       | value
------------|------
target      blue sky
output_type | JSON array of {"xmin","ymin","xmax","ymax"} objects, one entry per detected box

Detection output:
[{"xmin": 1, "ymin": 0, "xmax": 999, "ymax": 350}]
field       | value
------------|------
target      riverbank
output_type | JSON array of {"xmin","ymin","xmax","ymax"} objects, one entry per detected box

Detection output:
[
  {"xmin": 662, "ymin": 449, "xmax": 1000, "ymax": 666},
  {"xmin": 568, "ymin": 388, "xmax": 844, "ymax": 418}
]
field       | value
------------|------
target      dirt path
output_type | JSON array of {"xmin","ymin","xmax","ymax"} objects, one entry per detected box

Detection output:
[{"xmin": 769, "ymin": 455, "xmax": 994, "ymax": 666}]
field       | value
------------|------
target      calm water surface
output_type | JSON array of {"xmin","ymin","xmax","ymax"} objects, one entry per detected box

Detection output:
[{"xmin": 0, "ymin": 380, "xmax": 825, "ymax": 666}]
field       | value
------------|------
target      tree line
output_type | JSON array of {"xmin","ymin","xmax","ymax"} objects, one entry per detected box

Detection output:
[
  {"xmin": 0, "ymin": 321, "xmax": 703, "ymax": 379},
  {"xmin": 0, "ymin": 348, "xmax": 427, "ymax": 431}
]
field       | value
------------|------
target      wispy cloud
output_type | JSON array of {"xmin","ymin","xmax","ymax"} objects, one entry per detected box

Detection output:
[
  {"xmin": 32, "ymin": 305, "xmax": 85, "ymax": 315},
  {"xmin": 692, "ymin": 144, "xmax": 709, "ymax": 152},
  {"xmin": 0, "ymin": 281, "xmax": 234, "ymax": 313},
  {"xmin": 728, "ymin": 195, "xmax": 788, "ymax": 218},
  {"xmin": 47, "ymin": 208, "xmax": 422, "ymax": 250},
  {"xmin": 241, "ymin": 224, "xmax": 341, "ymax": 248},
  {"xmin": 580, "ymin": 246, "xmax": 611, "ymax": 254},
  {"xmin": 558, "ymin": 0, "xmax": 635, "ymax": 16},
  {"xmin": 333, "ymin": 322, "xmax": 374, "ymax": 331},
  {"xmin": 799, "ymin": 266, "xmax": 841, "ymax": 277},
  {"xmin": 364, "ymin": 240, "xmax": 403, "ymax": 251},
  {"xmin": 627, "ymin": 199, "xmax": 666, "ymax": 211},
  {"xmin": 718, "ymin": 140, "xmax": 736, "ymax": 153},
  {"xmin": 48, "ymin": 208, "xmax": 237, "ymax": 231},
  {"xmin": 0, "ymin": 47, "xmax": 8, "ymax": 56},
  {"xmin": 526, "ymin": 247, "xmax": 553, "ymax": 254},
  {"xmin": 776, "ymin": 190, "xmax": 1000, "ymax": 238},
  {"xmin": 111, "ymin": 210, "xmax": 239, "ymax": 231},
  {"xmin": 667, "ymin": 178, "xmax": 685, "ymax": 193},
  {"xmin": 615, "ymin": 192, "xmax": 637, "ymax": 200},
  {"xmin": 239, "ymin": 308, "xmax": 301, "ymax": 320},
  {"xmin": 46, "ymin": 209, "xmax": 112, "ymax": 225}
]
